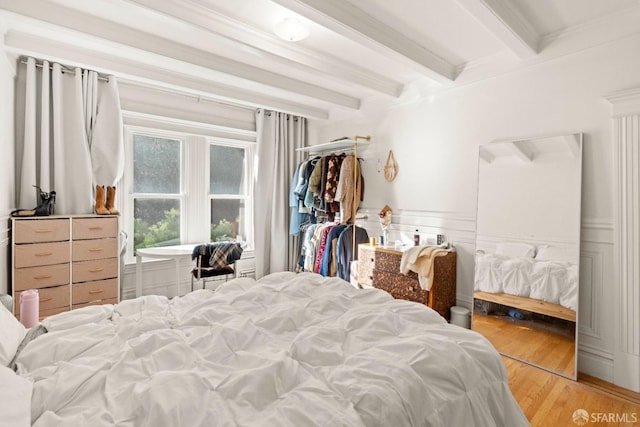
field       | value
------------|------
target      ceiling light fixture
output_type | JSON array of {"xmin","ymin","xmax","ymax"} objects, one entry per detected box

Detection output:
[{"xmin": 274, "ymin": 18, "xmax": 310, "ymax": 42}]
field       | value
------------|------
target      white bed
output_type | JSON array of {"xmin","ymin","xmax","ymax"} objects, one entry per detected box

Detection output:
[
  {"xmin": 3, "ymin": 272, "xmax": 528, "ymax": 426},
  {"xmin": 474, "ymin": 252, "xmax": 578, "ymax": 311}
]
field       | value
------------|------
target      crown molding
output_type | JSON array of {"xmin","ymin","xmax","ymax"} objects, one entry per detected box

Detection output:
[
  {"xmin": 452, "ymin": 7, "xmax": 640, "ymax": 93},
  {"xmin": 605, "ymin": 87, "xmax": 640, "ymax": 116}
]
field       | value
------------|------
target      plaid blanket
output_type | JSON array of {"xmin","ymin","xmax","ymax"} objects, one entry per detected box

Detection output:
[{"xmin": 192, "ymin": 242, "xmax": 243, "ymax": 269}]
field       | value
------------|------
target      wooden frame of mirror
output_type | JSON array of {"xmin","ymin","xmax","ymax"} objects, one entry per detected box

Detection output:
[{"xmin": 472, "ymin": 133, "xmax": 582, "ymax": 380}]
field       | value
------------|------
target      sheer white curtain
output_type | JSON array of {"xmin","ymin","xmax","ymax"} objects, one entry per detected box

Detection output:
[
  {"xmin": 254, "ymin": 109, "xmax": 306, "ymax": 278},
  {"xmin": 15, "ymin": 57, "xmax": 123, "ymax": 214}
]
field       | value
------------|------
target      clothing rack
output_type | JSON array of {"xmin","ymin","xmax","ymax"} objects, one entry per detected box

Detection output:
[
  {"xmin": 297, "ymin": 135, "xmax": 371, "ymax": 264},
  {"xmin": 296, "ymin": 136, "xmax": 370, "ymax": 154}
]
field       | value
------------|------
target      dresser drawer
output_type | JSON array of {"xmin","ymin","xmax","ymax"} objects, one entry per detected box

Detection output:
[
  {"xmin": 373, "ymin": 270, "xmax": 427, "ymax": 304},
  {"xmin": 14, "ymin": 241, "xmax": 70, "ymax": 268},
  {"xmin": 73, "ymin": 297, "xmax": 118, "ymax": 310},
  {"xmin": 72, "ymin": 258, "xmax": 118, "ymax": 283},
  {"xmin": 15, "ymin": 285, "xmax": 70, "ymax": 315},
  {"xmin": 358, "ymin": 244, "xmax": 402, "ymax": 273},
  {"xmin": 72, "ymin": 217, "xmax": 118, "ymax": 240},
  {"xmin": 73, "ymin": 278, "xmax": 118, "ymax": 304},
  {"xmin": 13, "ymin": 218, "xmax": 70, "ymax": 244},
  {"xmin": 14, "ymin": 263, "xmax": 70, "ymax": 291},
  {"xmin": 72, "ymin": 238, "xmax": 118, "ymax": 262},
  {"xmin": 372, "ymin": 250, "xmax": 402, "ymax": 273}
]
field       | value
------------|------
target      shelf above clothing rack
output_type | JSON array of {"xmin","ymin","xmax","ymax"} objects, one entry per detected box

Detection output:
[{"xmin": 296, "ymin": 136, "xmax": 371, "ymax": 154}]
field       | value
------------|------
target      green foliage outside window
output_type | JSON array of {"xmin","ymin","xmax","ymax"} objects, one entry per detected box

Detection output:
[
  {"xmin": 211, "ymin": 219, "xmax": 233, "ymax": 242},
  {"xmin": 134, "ymin": 208, "xmax": 180, "ymax": 252}
]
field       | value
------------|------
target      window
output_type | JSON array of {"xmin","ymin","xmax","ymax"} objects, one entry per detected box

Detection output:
[
  {"xmin": 209, "ymin": 145, "xmax": 248, "ymax": 242},
  {"xmin": 131, "ymin": 133, "xmax": 183, "ymax": 253},
  {"xmin": 124, "ymin": 127, "xmax": 254, "ymax": 262}
]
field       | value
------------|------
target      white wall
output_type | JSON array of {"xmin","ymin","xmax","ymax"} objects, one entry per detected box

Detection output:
[
  {"xmin": 0, "ymin": 46, "xmax": 15, "ymax": 295},
  {"xmin": 311, "ymin": 34, "xmax": 640, "ymax": 385}
]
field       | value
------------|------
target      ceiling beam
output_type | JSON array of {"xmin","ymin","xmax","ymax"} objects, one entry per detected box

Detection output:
[
  {"xmin": 271, "ymin": 0, "xmax": 456, "ymax": 83},
  {"xmin": 128, "ymin": 0, "xmax": 403, "ymax": 98},
  {"xmin": 0, "ymin": 0, "xmax": 360, "ymax": 111},
  {"xmin": 4, "ymin": 30, "xmax": 331, "ymax": 120},
  {"xmin": 455, "ymin": 0, "xmax": 539, "ymax": 59}
]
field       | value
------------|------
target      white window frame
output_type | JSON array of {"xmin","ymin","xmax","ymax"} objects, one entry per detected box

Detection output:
[
  {"xmin": 206, "ymin": 138, "xmax": 255, "ymax": 249},
  {"xmin": 123, "ymin": 126, "xmax": 254, "ymax": 264}
]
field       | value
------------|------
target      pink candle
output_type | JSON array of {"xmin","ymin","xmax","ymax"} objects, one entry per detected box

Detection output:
[{"xmin": 20, "ymin": 289, "xmax": 39, "ymax": 328}]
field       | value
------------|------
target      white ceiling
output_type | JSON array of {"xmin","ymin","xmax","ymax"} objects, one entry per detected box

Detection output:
[{"xmin": 1, "ymin": 0, "xmax": 639, "ymax": 121}]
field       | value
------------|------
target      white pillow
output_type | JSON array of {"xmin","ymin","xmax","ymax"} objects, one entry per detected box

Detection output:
[
  {"xmin": 0, "ymin": 365, "xmax": 32, "ymax": 427},
  {"xmin": 495, "ymin": 242, "xmax": 536, "ymax": 258},
  {"xmin": 0, "ymin": 303, "xmax": 26, "ymax": 367}
]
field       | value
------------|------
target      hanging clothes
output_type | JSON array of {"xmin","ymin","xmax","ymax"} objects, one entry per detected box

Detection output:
[
  {"xmin": 319, "ymin": 223, "xmax": 347, "ymax": 277},
  {"xmin": 289, "ymin": 161, "xmax": 308, "ymax": 235},
  {"xmin": 336, "ymin": 225, "xmax": 370, "ymax": 281},
  {"xmin": 314, "ymin": 223, "xmax": 335, "ymax": 273},
  {"xmin": 335, "ymin": 154, "xmax": 364, "ymax": 225}
]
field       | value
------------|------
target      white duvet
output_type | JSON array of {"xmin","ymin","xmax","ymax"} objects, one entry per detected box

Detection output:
[
  {"xmin": 16, "ymin": 272, "xmax": 527, "ymax": 426},
  {"xmin": 474, "ymin": 253, "xmax": 578, "ymax": 311}
]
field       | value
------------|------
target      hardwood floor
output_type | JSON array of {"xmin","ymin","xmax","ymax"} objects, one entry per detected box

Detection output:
[
  {"xmin": 504, "ymin": 356, "xmax": 640, "ymax": 426},
  {"xmin": 474, "ymin": 311, "xmax": 576, "ymax": 378}
]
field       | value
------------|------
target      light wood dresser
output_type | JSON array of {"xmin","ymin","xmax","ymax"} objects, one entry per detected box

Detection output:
[
  {"xmin": 357, "ymin": 244, "xmax": 457, "ymax": 320},
  {"xmin": 11, "ymin": 214, "xmax": 119, "ymax": 319}
]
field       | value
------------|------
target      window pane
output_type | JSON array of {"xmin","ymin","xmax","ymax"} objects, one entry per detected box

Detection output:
[
  {"xmin": 134, "ymin": 134, "xmax": 181, "ymax": 193},
  {"xmin": 210, "ymin": 199, "xmax": 244, "ymax": 242},
  {"xmin": 210, "ymin": 145, "xmax": 245, "ymax": 195},
  {"xmin": 134, "ymin": 199, "xmax": 181, "ymax": 253}
]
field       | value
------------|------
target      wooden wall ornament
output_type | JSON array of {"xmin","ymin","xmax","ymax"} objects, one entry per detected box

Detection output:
[{"xmin": 384, "ymin": 150, "xmax": 398, "ymax": 181}]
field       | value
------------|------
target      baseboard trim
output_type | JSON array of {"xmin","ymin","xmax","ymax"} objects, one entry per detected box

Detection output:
[{"xmin": 578, "ymin": 372, "xmax": 640, "ymax": 405}]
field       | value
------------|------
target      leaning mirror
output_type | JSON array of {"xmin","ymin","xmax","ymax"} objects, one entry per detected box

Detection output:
[{"xmin": 472, "ymin": 133, "xmax": 582, "ymax": 380}]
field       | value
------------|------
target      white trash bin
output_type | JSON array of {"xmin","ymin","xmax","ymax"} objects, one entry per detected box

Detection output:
[{"xmin": 450, "ymin": 306, "xmax": 471, "ymax": 329}]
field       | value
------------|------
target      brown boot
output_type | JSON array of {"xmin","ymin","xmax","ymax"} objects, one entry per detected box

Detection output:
[
  {"xmin": 105, "ymin": 186, "xmax": 119, "ymax": 215},
  {"xmin": 95, "ymin": 185, "xmax": 110, "ymax": 215}
]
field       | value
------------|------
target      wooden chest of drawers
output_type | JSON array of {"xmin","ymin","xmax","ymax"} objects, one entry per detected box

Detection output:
[
  {"xmin": 11, "ymin": 215, "xmax": 120, "ymax": 319},
  {"xmin": 357, "ymin": 244, "xmax": 457, "ymax": 320}
]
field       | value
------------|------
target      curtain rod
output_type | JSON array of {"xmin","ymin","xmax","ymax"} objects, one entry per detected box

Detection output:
[{"xmin": 19, "ymin": 57, "xmax": 110, "ymax": 82}]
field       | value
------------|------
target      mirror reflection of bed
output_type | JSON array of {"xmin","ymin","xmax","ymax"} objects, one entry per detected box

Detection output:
[{"xmin": 472, "ymin": 133, "xmax": 582, "ymax": 380}]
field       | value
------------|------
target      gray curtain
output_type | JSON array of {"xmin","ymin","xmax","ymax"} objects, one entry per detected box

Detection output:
[
  {"xmin": 254, "ymin": 109, "xmax": 306, "ymax": 278},
  {"xmin": 15, "ymin": 57, "xmax": 124, "ymax": 214}
]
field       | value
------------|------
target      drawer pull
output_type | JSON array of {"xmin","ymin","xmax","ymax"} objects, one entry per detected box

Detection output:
[
  {"xmin": 40, "ymin": 297, "xmax": 53, "ymax": 302},
  {"xmin": 88, "ymin": 226, "xmax": 103, "ymax": 231},
  {"xmin": 89, "ymin": 267, "xmax": 104, "ymax": 273},
  {"xmin": 88, "ymin": 248, "xmax": 104, "ymax": 252},
  {"xmin": 370, "ymin": 258, "xmax": 374, "ymax": 262},
  {"xmin": 34, "ymin": 274, "xmax": 52, "ymax": 280},
  {"xmin": 88, "ymin": 289, "xmax": 104, "ymax": 294},
  {"xmin": 409, "ymin": 286, "xmax": 414, "ymax": 292},
  {"xmin": 35, "ymin": 252, "xmax": 53, "ymax": 257},
  {"xmin": 35, "ymin": 229, "xmax": 53, "ymax": 233},
  {"xmin": 369, "ymin": 275, "xmax": 373, "ymax": 280}
]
